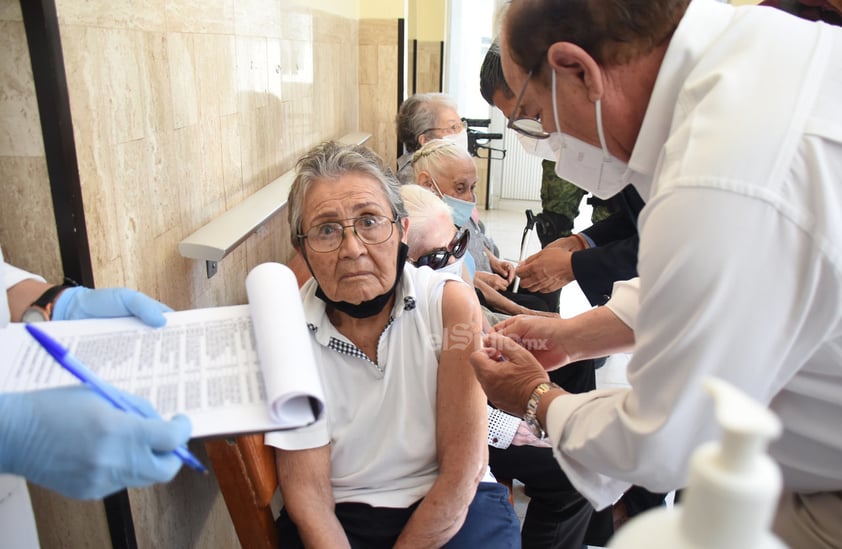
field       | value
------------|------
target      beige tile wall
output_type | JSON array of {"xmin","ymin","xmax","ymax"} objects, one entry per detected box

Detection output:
[
  {"xmin": 359, "ymin": 19, "xmax": 400, "ymax": 168},
  {"xmin": 414, "ymin": 40, "xmax": 442, "ymax": 94},
  {"xmin": 0, "ymin": 0, "xmax": 411, "ymax": 546},
  {"xmin": 0, "ymin": 0, "xmax": 63, "ymax": 282},
  {"xmin": 55, "ymin": 0, "xmax": 359, "ymax": 543},
  {"xmin": 0, "ymin": 1, "xmax": 367, "ymax": 546},
  {"xmin": 55, "ymin": 0, "xmax": 359, "ymax": 314}
]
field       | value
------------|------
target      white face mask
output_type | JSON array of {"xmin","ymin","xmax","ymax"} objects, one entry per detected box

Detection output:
[
  {"xmin": 441, "ymin": 129, "xmax": 469, "ymax": 154},
  {"xmin": 549, "ymin": 70, "xmax": 629, "ymax": 200},
  {"xmin": 436, "ymin": 256, "xmax": 465, "ymax": 277},
  {"xmin": 516, "ymin": 132, "xmax": 559, "ymax": 162}
]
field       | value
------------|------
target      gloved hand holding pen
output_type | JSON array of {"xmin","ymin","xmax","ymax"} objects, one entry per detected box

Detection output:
[{"xmin": 0, "ymin": 386, "xmax": 192, "ymax": 500}]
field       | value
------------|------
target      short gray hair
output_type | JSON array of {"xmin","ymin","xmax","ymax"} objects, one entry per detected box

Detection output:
[
  {"xmin": 411, "ymin": 139, "xmax": 474, "ymax": 181},
  {"xmin": 400, "ymin": 184, "xmax": 453, "ymax": 253},
  {"xmin": 287, "ymin": 141, "xmax": 407, "ymax": 249},
  {"xmin": 396, "ymin": 93, "xmax": 459, "ymax": 153}
]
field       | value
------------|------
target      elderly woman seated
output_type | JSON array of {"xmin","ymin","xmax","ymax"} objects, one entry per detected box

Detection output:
[
  {"xmin": 400, "ymin": 183, "xmax": 608, "ymax": 548},
  {"xmin": 265, "ymin": 141, "xmax": 519, "ymax": 548}
]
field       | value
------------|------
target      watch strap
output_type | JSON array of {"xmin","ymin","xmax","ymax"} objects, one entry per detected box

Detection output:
[
  {"xmin": 29, "ymin": 284, "xmax": 71, "ymax": 320},
  {"xmin": 524, "ymin": 382, "xmax": 559, "ymax": 439}
]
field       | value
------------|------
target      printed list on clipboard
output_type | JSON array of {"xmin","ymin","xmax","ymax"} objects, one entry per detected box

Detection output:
[{"xmin": 0, "ymin": 263, "xmax": 324, "ymax": 439}]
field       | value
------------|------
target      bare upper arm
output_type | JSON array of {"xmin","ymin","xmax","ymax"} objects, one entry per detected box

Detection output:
[{"xmin": 436, "ymin": 280, "xmax": 487, "ymax": 469}]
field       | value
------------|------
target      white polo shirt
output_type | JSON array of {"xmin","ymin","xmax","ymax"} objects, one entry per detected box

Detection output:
[{"xmin": 266, "ymin": 264, "xmax": 467, "ymax": 507}]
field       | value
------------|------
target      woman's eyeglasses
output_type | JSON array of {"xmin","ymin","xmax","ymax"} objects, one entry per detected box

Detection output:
[
  {"xmin": 298, "ymin": 215, "xmax": 398, "ymax": 253},
  {"xmin": 413, "ymin": 227, "xmax": 470, "ymax": 270},
  {"xmin": 419, "ymin": 119, "xmax": 468, "ymax": 137}
]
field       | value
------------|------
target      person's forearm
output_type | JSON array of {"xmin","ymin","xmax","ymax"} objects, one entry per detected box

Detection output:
[
  {"xmin": 295, "ymin": 516, "xmax": 349, "ymax": 549},
  {"xmin": 477, "ymin": 280, "xmax": 519, "ymax": 315},
  {"xmin": 276, "ymin": 449, "xmax": 349, "ymax": 548},
  {"xmin": 282, "ymin": 489, "xmax": 349, "ymax": 548},
  {"xmin": 395, "ymin": 459, "xmax": 484, "ymax": 548},
  {"xmin": 563, "ymin": 306, "xmax": 635, "ymax": 362}
]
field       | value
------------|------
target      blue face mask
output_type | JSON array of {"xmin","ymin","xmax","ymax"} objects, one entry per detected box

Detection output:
[
  {"xmin": 431, "ymin": 177, "xmax": 475, "ymax": 227},
  {"xmin": 442, "ymin": 194, "xmax": 475, "ymax": 227}
]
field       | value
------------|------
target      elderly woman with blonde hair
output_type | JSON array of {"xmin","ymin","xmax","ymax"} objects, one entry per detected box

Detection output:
[
  {"xmin": 412, "ymin": 139, "xmax": 560, "ymax": 316},
  {"xmin": 265, "ymin": 141, "xmax": 519, "ymax": 548}
]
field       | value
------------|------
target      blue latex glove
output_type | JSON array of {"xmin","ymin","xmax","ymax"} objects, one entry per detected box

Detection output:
[
  {"xmin": 52, "ymin": 287, "xmax": 173, "ymax": 327},
  {"xmin": 0, "ymin": 386, "xmax": 192, "ymax": 499}
]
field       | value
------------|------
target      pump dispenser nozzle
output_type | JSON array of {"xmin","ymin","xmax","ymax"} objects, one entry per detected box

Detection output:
[
  {"xmin": 706, "ymin": 378, "xmax": 781, "ymax": 474},
  {"xmin": 609, "ymin": 377, "xmax": 786, "ymax": 549}
]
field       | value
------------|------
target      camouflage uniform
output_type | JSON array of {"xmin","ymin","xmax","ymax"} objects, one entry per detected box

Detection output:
[{"xmin": 535, "ymin": 159, "xmax": 617, "ymax": 247}]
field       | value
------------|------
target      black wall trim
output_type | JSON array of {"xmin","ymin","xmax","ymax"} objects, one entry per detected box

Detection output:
[
  {"xmin": 103, "ymin": 491, "xmax": 139, "ymax": 549},
  {"xmin": 397, "ymin": 19, "xmax": 406, "ymax": 160},
  {"xmin": 20, "ymin": 0, "xmax": 93, "ymax": 287},
  {"xmin": 411, "ymin": 39, "xmax": 418, "ymax": 95},
  {"xmin": 438, "ymin": 40, "xmax": 445, "ymax": 92},
  {"xmin": 20, "ymin": 1, "xmax": 134, "ymax": 546}
]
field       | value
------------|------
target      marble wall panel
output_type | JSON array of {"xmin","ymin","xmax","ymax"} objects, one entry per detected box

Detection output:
[
  {"xmin": 0, "ymin": 156, "xmax": 61, "ymax": 282},
  {"xmin": 0, "ymin": 0, "xmax": 21, "ymax": 21},
  {"xmin": 59, "ymin": 26, "xmax": 154, "ymax": 146},
  {"xmin": 139, "ymin": 31, "xmax": 177, "ymax": 136},
  {"xmin": 56, "ymin": 0, "xmax": 167, "ymax": 31},
  {"xmin": 267, "ymin": 37, "xmax": 285, "ymax": 102},
  {"xmin": 358, "ymin": 19, "xmax": 398, "ymax": 166},
  {"xmin": 281, "ymin": 37, "xmax": 316, "ymax": 104},
  {"xmin": 0, "ymin": 21, "xmax": 44, "ymax": 157},
  {"xmin": 235, "ymin": 0, "xmax": 283, "ymax": 38},
  {"xmin": 6, "ymin": 1, "xmax": 364, "ymax": 546},
  {"xmin": 220, "ymin": 112, "xmax": 245, "ymax": 206},
  {"xmin": 167, "ymin": 32, "xmax": 200, "ymax": 129},
  {"xmin": 235, "ymin": 35, "xmax": 270, "ymax": 114},
  {"xmin": 28, "ymin": 486, "xmax": 111, "ymax": 548},
  {"xmin": 414, "ymin": 40, "xmax": 442, "ymax": 94},
  {"xmin": 0, "ymin": 11, "xmax": 58, "ymax": 281},
  {"xmin": 130, "ymin": 443, "xmax": 239, "ymax": 549},
  {"xmin": 359, "ymin": 44, "xmax": 378, "ymax": 86},
  {"xmin": 407, "ymin": 38, "xmax": 416, "ymax": 95},
  {"xmin": 165, "ymin": 0, "xmax": 234, "ymax": 34},
  {"xmin": 375, "ymin": 42, "xmax": 398, "ymax": 163},
  {"xmin": 72, "ymin": 140, "xmax": 122, "ymax": 273},
  {"xmin": 193, "ymin": 34, "xmax": 238, "ymax": 119},
  {"xmin": 281, "ymin": 11, "xmax": 313, "ymax": 42}
]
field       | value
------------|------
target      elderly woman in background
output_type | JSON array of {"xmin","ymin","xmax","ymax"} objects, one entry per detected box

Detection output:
[
  {"xmin": 265, "ymin": 141, "xmax": 519, "ymax": 548},
  {"xmin": 412, "ymin": 139, "xmax": 561, "ymax": 315},
  {"xmin": 395, "ymin": 92, "xmax": 469, "ymax": 184},
  {"xmin": 400, "ymin": 184, "xmax": 474, "ymax": 283}
]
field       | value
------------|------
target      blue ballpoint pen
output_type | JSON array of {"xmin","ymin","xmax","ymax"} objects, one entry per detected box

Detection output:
[{"xmin": 25, "ymin": 323, "xmax": 208, "ymax": 474}]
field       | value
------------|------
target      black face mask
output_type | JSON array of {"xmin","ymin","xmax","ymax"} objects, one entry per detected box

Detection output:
[{"xmin": 314, "ymin": 242, "xmax": 409, "ymax": 319}]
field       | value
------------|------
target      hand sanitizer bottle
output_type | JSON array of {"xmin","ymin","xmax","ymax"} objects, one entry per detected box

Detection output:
[{"xmin": 608, "ymin": 378, "xmax": 787, "ymax": 549}]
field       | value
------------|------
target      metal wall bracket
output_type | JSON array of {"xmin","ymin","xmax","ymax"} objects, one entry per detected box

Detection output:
[{"xmin": 206, "ymin": 260, "xmax": 218, "ymax": 278}]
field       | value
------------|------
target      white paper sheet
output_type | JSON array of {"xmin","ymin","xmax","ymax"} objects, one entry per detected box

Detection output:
[{"xmin": 0, "ymin": 263, "xmax": 324, "ymax": 439}]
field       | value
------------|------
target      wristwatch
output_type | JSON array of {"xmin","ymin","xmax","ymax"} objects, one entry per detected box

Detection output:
[
  {"xmin": 20, "ymin": 284, "xmax": 70, "ymax": 323},
  {"xmin": 523, "ymin": 382, "xmax": 560, "ymax": 439}
]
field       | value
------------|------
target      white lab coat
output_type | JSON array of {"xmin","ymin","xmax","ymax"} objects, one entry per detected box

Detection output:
[
  {"xmin": 548, "ymin": 0, "xmax": 842, "ymax": 509},
  {"xmin": 1, "ymin": 245, "xmax": 43, "ymax": 547}
]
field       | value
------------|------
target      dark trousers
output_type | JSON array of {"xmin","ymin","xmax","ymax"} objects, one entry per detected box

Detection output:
[
  {"xmin": 490, "ymin": 444, "xmax": 594, "ymax": 549},
  {"xmin": 277, "ymin": 482, "xmax": 520, "ymax": 548},
  {"xmin": 488, "ymin": 360, "xmax": 605, "ymax": 549}
]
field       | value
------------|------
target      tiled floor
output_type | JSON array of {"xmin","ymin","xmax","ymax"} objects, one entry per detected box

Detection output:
[{"xmin": 479, "ymin": 198, "xmax": 632, "ymax": 548}]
